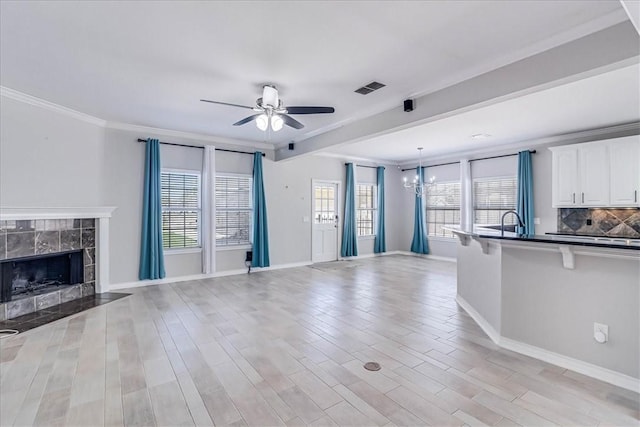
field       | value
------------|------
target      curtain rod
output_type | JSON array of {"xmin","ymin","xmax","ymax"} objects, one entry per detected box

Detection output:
[
  {"xmin": 400, "ymin": 150, "xmax": 537, "ymax": 171},
  {"xmin": 344, "ymin": 163, "xmax": 380, "ymax": 169},
  {"xmin": 469, "ymin": 149, "xmax": 536, "ymax": 163},
  {"xmin": 401, "ymin": 160, "xmax": 460, "ymax": 172},
  {"xmin": 136, "ymin": 138, "xmax": 265, "ymax": 157}
]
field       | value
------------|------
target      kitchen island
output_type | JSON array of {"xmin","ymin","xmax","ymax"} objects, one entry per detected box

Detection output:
[{"xmin": 446, "ymin": 227, "xmax": 640, "ymax": 392}]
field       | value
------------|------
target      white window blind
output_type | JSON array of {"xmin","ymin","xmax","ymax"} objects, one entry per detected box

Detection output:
[
  {"xmin": 216, "ymin": 174, "xmax": 252, "ymax": 246},
  {"xmin": 473, "ymin": 176, "xmax": 517, "ymax": 225},
  {"xmin": 356, "ymin": 184, "xmax": 376, "ymax": 236},
  {"xmin": 425, "ymin": 181, "xmax": 460, "ymax": 238},
  {"xmin": 161, "ymin": 171, "xmax": 201, "ymax": 249}
]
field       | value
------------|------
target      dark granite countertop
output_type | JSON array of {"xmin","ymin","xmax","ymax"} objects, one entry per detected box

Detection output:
[{"xmin": 444, "ymin": 227, "xmax": 640, "ymax": 251}]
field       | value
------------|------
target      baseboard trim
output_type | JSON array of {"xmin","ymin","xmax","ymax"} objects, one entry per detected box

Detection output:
[
  {"xmin": 456, "ymin": 294, "xmax": 640, "ymax": 393},
  {"xmin": 109, "ymin": 261, "xmax": 313, "ymax": 291},
  {"xmin": 455, "ymin": 295, "xmax": 501, "ymax": 344}
]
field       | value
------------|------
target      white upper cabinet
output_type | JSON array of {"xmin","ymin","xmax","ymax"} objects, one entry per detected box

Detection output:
[
  {"xmin": 609, "ymin": 136, "xmax": 640, "ymax": 207},
  {"xmin": 550, "ymin": 135, "xmax": 640, "ymax": 208},
  {"xmin": 579, "ymin": 143, "xmax": 609, "ymax": 206},
  {"xmin": 551, "ymin": 147, "xmax": 579, "ymax": 207}
]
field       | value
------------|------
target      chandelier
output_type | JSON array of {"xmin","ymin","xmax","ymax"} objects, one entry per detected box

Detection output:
[{"xmin": 403, "ymin": 147, "xmax": 435, "ymax": 197}]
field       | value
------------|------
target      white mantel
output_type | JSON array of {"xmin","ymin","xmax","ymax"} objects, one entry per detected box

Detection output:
[
  {"xmin": 0, "ymin": 206, "xmax": 116, "ymax": 220},
  {"xmin": 1, "ymin": 206, "xmax": 117, "ymax": 293}
]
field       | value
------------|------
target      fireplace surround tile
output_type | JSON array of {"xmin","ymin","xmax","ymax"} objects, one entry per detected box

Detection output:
[
  {"xmin": 6, "ymin": 232, "xmax": 35, "ymax": 258},
  {"xmin": 36, "ymin": 291, "xmax": 60, "ymax": 310},
  {"xmin": 60, "ymin": 285, "xmax": 82, "ymax": 303},
  {"xmin": 81, "ymin": 228, "xmax": 95, "ymax": 248},
  {"xmin": 60, "ymin": 229, "xmax": 81, "ymax": 251},
  {"xmin": 81, "ymin": 219, "xmax": 95, "ymax": 228},
  {"xmin": 0, "ymin": 233, "xmax": 6, "ymax": 261},
  {"xmin": 84, "ymin": 265, "xmax": 95, "ymax": 282},
  {"xmin": 6, "ymin": 297, "xmax": 36, "ymax": 319},
  {"xmin": 83, "ymin": 248, "xmax": 95, "ymax": 266},
  {"xmin": 35, "ymin": 231, "xmax": 60, "ymax": 254}
]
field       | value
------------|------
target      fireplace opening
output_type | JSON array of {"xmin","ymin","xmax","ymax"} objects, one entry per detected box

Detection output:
[{"xmin": 0, "ymin": 250, "xmax": 84, "ymax": 302}]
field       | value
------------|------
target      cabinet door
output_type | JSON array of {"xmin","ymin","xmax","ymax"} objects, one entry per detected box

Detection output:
[
  {"xmin": 610, "ymin": 137, "xmax": 640, "ymax": 207},
  {"xmin": 579, "ymin": 144, "xmax": 609, "ymax": 206},
  {"xmin": 552, "ymin": 148, "xmax": 579, "ymax": 207}
]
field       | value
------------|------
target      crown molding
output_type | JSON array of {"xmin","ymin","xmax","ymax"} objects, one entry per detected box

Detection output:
[
  {"xmin": 0, "ymin": 86, "xmax": 107, "ymax": 127},
  {"xmin": 1, "ymin": 86, "xmax": 274, "ymax": 151},
  {"xmin": 105, "ymin": 121, "xmax": 274, "ymax": 151}
]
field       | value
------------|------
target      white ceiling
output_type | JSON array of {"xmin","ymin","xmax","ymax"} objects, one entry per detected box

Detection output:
[{"xmin": 0, "ymin": 1, "xmax": 637, "ymax": 158}]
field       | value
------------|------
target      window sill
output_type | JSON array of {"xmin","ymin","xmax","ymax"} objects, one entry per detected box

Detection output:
[
  {"xmin": 216, "ymin": 244, "xmax": 252, "ymax": 252},
  {"xmin": 358, "ymin": 235, "xmax": 376, "ymax": 240},
  {"xmin": 164, "ymin": 247, "xmax": 202, "ymax": 255}
]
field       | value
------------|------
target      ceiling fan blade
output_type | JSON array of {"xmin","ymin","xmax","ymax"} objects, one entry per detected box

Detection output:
[
  {"xmin": 200, "ymin": 99, "xmax": 254, "ymax": 109},
  {"xmin": 280, "ymin": 114, "xmax": 304, "ymax": 129},
  {"xmin": 233, "ymin": 114, "xmax": 263, "ymax": 126},
  {"xmin": 286, "ymin": 106, "xmax": 335, "ymax": 115}
]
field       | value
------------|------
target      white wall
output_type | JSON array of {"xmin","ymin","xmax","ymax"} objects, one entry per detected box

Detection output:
[
  {"xmin": 0, "ymin": 97, "xmax": 105, "ymax": 207},
  {"xmin": 100, "ymin": 128, "xmax": 405, "ymax": 284}
]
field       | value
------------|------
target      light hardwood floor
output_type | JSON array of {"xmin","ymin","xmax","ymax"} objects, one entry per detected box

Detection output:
[{"xmin": 1, "ymin": 255, "xmax": 638, "ymax": 426}]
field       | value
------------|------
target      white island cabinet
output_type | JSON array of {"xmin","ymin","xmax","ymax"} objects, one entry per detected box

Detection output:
[
  {"xmin": 450, "ymin": 230, "xmax": 640, "ymax": 393},
  {"xmin": 550, "ymin": 135, "xmax": 640, "ymax": 208}
]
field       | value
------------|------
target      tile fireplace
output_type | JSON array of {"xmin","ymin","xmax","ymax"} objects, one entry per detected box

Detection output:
[{"xmin": 0, "ymin": 207, "xmax": 115, "ymax": 320}]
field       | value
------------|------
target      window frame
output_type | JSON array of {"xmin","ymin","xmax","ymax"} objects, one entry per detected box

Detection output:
[
  {"xmin": 215, "ymin": 172, "xmax": 253, "ymax": 249},
  {"xmin": 160, "ymin": 168, "xmax": 202, "ymax": 253},
  {"xmin": 356, "ymin": 182, "xmax": 377, "ymax": 238},
  {"xmin": 472, "ymin": 175, "xmax": 518, "ymax": 227},
  {"xmin": 425, "ymin": 180, "xmax": 461, "ymax": 239}
]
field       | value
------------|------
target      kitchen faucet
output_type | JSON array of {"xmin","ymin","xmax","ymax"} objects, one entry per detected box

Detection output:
[{"xmin": 501, "ymin": 210, "xmax": 525, "ymax": 237}]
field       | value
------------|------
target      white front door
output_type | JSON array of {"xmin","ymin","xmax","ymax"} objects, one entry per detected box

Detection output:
[{"xmin": 312, "ymin": 181, "xmax": 339, "ymax": 263}]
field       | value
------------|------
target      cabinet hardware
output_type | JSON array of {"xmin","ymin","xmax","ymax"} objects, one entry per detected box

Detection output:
[
  {"xmin": 573, "ymin": 193, "xmax": 575, "ymax": 203},
  {"xmin": 582, "ymin": 192, "xmax": 584, "ymax": 203},
  {"xmin": 635, "ymin": 190, "xmax": 637, "ymax": 203}
]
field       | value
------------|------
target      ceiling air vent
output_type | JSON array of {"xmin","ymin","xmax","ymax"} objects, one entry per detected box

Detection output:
[{"xmin": 355, "ymin": 81, "xmax": 386, "ymax": 95}]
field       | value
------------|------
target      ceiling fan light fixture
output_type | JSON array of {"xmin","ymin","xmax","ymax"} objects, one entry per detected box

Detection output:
[
  {"xmin": 271, "ymin": 115, "xmax": 284, "ymax": 132},
  {"xmin": 256, "ymin": 114, "xmax": 269, "ymax": 131}
]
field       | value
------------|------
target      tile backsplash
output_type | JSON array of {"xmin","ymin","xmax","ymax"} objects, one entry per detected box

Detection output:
[{"xmin": 558, "ymin": 208, "xmax": 640, "ymax": 238}]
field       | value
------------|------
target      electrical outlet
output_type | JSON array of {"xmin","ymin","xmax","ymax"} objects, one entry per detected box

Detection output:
[
  {"xmin": 594, "ymin": 322, "xmax": 608, "ymax": 343},
  {"xmin": 534, "ymin": 217, "xmax": 540, "ymax": 225}
]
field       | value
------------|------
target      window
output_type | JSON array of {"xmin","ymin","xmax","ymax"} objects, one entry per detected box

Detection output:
[
  {"xmin": 314, "ymin": 184, "xmax": 336, "ymax": 224},
  {"xmin": 356, "ymin": 184, "xmax": 376, "ymax": 236},
  {"xmin": 161, "ymin": 170, "xmax": 201, "ymax": 249},
  {"xmin": 473, "ymin": 176, "xmax": 517, "ymax": 226},
  {"xmin": 425, "ymin": 181, "xmax": 460, "ymax": 238},
  {"xmin": 216, "ymin": 174, "xmax": 252, "ymax": 246}
]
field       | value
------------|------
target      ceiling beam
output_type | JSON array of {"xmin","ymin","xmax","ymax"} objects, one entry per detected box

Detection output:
[{"xmin": 275, "ymin": 21, "xmax": 640, "ymax": 161}]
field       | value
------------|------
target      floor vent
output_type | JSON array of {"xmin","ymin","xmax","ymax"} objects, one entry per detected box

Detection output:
[{"xmin": 363, "ymin": 361, "xmax": 381, "ymax": 371}]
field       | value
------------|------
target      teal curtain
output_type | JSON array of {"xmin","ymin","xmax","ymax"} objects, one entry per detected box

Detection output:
[
  {"xmin": 252, "ymin": 152, "xmax": 270, "ymax": 267},
  {"xmin": 410, "ymin": 166, "xmax": 430, "ymax": 254},
  {"xmin": 374, "ymin": 166, "xmax": 386, "ymax": 253},
  {"xmin": 517, "ymin": 150, "xmax": 535, "ymax": 237},
  {"xmin": 341, "ymin": 163, "xmax": 358, "ymax": 257},
  {"xmin": 139, "ymin": 138, "xmax": 166, "ymax": 280}
]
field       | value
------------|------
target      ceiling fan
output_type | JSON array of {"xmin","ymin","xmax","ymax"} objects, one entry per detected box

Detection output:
[{"xmin": 201, "ymin": 85, "xmax": 335, "ymax": 132}]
